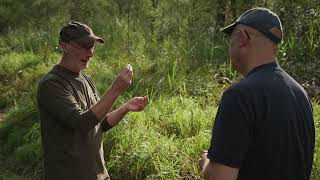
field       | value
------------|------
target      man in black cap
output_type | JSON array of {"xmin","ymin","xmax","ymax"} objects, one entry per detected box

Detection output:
[
  {"xmin": 199, "ymin": 7, "xmax": 315, "ymax": 180},
  {"xmin": 37, "ymin": 21, "xmax": 148, "ymax": 180}
]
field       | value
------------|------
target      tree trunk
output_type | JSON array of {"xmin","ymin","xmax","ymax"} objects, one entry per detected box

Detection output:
[
  {"xmin": 215, "ymin": 0, "xmax": 227, "ymax": 28},
  {"xmin": 230, "ymin": 0, "xmax": 237, "ymax": 20}
]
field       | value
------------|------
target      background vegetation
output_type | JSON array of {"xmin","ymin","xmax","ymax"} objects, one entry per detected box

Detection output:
[{"xmin": 0, "ymin": 0, "xmax": 319, "ymax": 179}]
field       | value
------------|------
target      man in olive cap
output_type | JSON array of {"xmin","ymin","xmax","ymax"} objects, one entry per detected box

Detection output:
[
  {"xmin": 37, "ymin": 21, "xmax": 148, "ymax": 180},
  {"xmin": 199, "ymin": 7, "xmax": 314, "ymax": 180}
]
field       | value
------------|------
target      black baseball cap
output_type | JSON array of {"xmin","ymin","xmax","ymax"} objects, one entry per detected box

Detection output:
[
  {"xmin": 221, "ymin": 7, "xmax": 283, "ymax": 44},
  {"xmin": 59, "ymin": 21, "xmax": 104, "ymax": 44}
]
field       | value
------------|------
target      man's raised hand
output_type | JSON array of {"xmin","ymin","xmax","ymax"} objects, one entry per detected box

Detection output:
[{"xmin": 111, "ymin": 64, "xmax": 133, "ymax": 94}]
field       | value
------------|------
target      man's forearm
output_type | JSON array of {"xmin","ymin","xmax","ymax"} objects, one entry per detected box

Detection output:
[
  {"xmin": 91, "ymin": 87, "xmax": 120, "ymax": 121},
  {"xmin": 201, "ymin": 160, "xmax": 239, "ymax": 180},
  {"xmin": 104, "ymin": 105, "xmax": 129, "ymax": 127}
]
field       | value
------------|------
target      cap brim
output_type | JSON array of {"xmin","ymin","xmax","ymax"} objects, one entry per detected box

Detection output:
[
  {"xmin": 92, "ymin": 35, "xmax": 104, "ymax": 43},
  {"xmin": 220, "ymin": 22, "xmax": 237, "ymax": 35},
  {"xmin": 74, "ymin": 35, "xmax": 104, "ymax": 44}
]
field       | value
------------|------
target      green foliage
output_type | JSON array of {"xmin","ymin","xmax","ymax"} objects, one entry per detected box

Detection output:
[
  {"xmin": 311, "ymin": 103, "xmax": 320, "ymax": 179},
  {"xmin": 0, "ymin": 52, "xmax": 57, "ymax": 108},
  {"xmin": 14, "ymin": 123, "xmax": 42, "ymax": 163},
  {"xmin": 0, "ymin": 174, "xmax": 34, "ymax": 180},
  {"xmin": 0, "ymin": 0, "xmax": 319, "ymax": 179},
  {"xmin": 0, "ymin": 101, "xmax": 38, "ymax": 153},
  {"xmin": 0, "ymin": 101, "xmax": 42, "ymax": 178}
]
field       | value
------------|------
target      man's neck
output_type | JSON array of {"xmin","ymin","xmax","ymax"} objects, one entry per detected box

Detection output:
[
  {"xmin": 243, "ymin": 56, "xmax": 277, "ymax": 77},
  {"xmin": 59, "ymin": 55, "xmax": 80, "ymax": 74}
]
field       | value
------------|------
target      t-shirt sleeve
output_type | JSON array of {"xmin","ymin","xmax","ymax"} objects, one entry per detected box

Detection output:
[
  {"xmin": 207, "ymin": 89, "xmax": 253, "ymax": 168},
  {"xmin": 101, "ymin": 116, "xmax": 113, "ymax": 132},
  {"xmin": 37, "ymin": 79, "xmax": 100, "ymax": 133}
]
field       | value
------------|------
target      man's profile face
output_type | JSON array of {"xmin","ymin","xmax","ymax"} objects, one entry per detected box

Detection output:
[
  {"xmin": 71, "ymin": 41, "xmax": 95, "ymax": 70},
  {"xmin": 62, "ymin": 41, "xmax": 95, "ymax": 72}
]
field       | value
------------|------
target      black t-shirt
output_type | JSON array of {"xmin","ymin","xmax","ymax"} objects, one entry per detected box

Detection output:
[{"xmin": 207, "ymin": 63, "xmax": 315, "ymax": 180}]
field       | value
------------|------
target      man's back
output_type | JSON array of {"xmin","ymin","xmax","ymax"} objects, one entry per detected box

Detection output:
[{"xmin": 208, "ymin": 63, "xmax": 315, "ymax": 180}]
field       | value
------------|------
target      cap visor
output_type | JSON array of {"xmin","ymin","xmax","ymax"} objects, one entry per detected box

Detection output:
[
  {"xmin": 92, "ymin": 35, "xmax": 104, "ymax": 43},
  {"xmin": 74, "ymin": 35, "xmax": 104, "ymax": 44},
  {"xmin": 220, "ymin": 22, "xmax": 237, "ymax": 35}
]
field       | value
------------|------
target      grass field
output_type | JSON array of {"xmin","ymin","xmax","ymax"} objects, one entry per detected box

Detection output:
[
  {"xmin": 0, "ymin": 1, "xmax": 319, "ymax": 179},
  {"xmin": 0, "ymin": 48, "xmax": 319, "ymax": 179}
]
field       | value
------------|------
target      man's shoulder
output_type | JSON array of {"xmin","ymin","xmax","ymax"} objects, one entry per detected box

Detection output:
[
  {"xmin": 226, "ymin": 79, "xmax": 251, "ymax": 94},
  {"xmin": 39, "ymin": 70, "xmax": 63, "ymax": 86},
  {"xmin": 38, "ymin": 67, "xmax": 73, "ymax": 92},
  {"xmin": 220, "ymin": 82, "xmax": 248, "ymax": 103},
  {"xmin": 235, "ymin": 67, "xmax": 286, "ymax": 91},
  {"xmin": 223, "ymin": 74, "xmax": 268, "ymax": 99}
]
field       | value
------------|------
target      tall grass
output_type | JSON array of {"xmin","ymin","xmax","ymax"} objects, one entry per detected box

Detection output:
[
  {"xmin": 0, "ymin": 6, "xmax": 319, "ymax": 179},
  {"xmin": 104, "ymin": 96, "xmax": 215, "ymax": 179},
  {"xmin": 311, "ymin": 103, "xmax": 320, "ymax": 179},
  {"xmin": 0, "ymin": 49, "xmax": 319, "ymax": 179},
  {"xmin": 0, "ymin": 45, "xmax": 223, "ymax": 179}
]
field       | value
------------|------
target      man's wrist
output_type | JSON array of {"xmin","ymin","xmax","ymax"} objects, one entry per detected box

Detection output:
[{"xmin": 121, "ymin": 103, "xmax": 130, "ymax": 114}]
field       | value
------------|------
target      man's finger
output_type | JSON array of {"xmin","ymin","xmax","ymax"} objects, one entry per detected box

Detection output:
[
  {"xmin": 125, "ymin": 64, "xmax": 132, "ymax": 71},
  {"xmin": 142, "ymin": 96, "xmax": 148, "ymax": 106}
]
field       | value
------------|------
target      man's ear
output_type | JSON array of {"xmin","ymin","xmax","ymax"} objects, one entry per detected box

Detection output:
[
  {"xmin": 60, "ymin": 42, "xmax": 69, "ymax": 53},
  {"xmin": 238, "ymin": 29, "xmax": 250, "ymax": 47}
]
